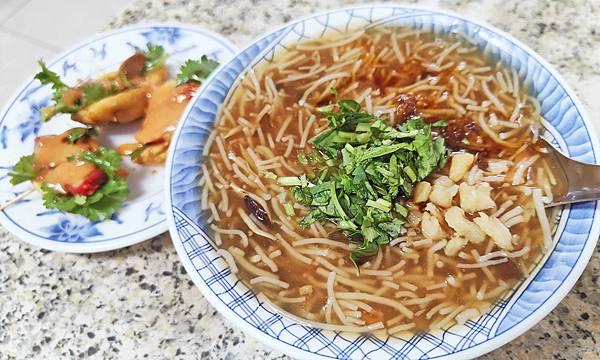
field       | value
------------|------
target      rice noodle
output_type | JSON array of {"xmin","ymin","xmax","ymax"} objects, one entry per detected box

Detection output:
[
  {"xmin": 299, "ymin": 115, "xmax": 316, "ymax": 148},
  {"xmin": 335, "ymin": 292, "xmax": 413, "ymax": 318},
  {"xmin": 499, "ymin": 206, "xmax": 524, "ymax": 223},
  {"xmin": 211, "ymin": 225, "xmax": 249, "ymax": 248},
  {"xmin": 298, "ymin": 72, "xmax": 350, "ymax": 106},
  {"xmin": 229, "ymin": 246, "xmax": 276, "ymax": 278},
  {"xmin": 217, "ymin": 249, "xmax": 238, "ymax": 274},
  {"xmin": 532, "ymin": 188, "xmax": 552, "ymax": 248},
  {"xmin": 250, "ymin": 276, "xmax": 289, "ymax": 288},
  {"xmin": 457, "ymin": 258, "xmax": 508, "ymax": 269},
  {"xmin": 238, "ymin": 209, "xmax": 276, "ymax": 241},
  {"xmin": 512, "ymin": 155, "xmax": 540, "ymax": 185},
  {"xmin": 455, "ymin": 308, "xmax": 480, "ymax": 325},
  {"xmin": 390, "ymin": 33, "xmax": 405, "ymax": 64},
  {"xmin": 431, "ymin": 305, "xmax": 466, "ymax": 329},
  {"xmin": 254, "ymin": 245, "xmax": 278, "ymax": 272},
  {"xmin": 275, "ymin": 234, "xmax": 313, "ymax": 264},
  {"xmin": 315, "ymin": 268, "xmax": 377, "ymax": 293}
]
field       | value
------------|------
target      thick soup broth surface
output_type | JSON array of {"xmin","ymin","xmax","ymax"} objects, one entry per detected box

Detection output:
[{"xmin": 203, "ymin": 28, "xmax": 556, "ymax": 334}]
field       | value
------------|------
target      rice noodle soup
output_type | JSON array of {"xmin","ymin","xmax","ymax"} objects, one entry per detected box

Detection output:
[{"xmin": 201, "ymin": 27, "xmax": 559, "ymax": 334}]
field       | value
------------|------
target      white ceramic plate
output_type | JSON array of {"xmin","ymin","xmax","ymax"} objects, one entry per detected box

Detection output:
[
  {"xmin": 0, "ymin": 23, "xmax": 237, "ymax": 252},
  {"xmin": 165, "ymin": 5, "xmax": 600, "ymax": 360}
]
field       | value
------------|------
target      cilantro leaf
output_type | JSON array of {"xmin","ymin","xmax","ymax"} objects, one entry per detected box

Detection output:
[
  {"xmin": 34, "ymin": 61, "xmax": 119, "ymax": 121},
  {"xmin": 41, "ymin": 148, "xmax": 128, "ymax": 221},
  {"xmin": 34, "ymin": 60, "xmax": 68, "ymax": 102},
  {"xmin": 144, "ymin": 43, "xmax": 168, "ymax": 72},
  {"xmin": 80, "ymin": 83, "xmax": 118, "ymax": 105},
  {"xmin": 176, "ymin": 56, "xmax": 220, "ymax": 85},
  {"xmin": 8, "ymin": 155, "xmax": 36, "ymax": 185}
]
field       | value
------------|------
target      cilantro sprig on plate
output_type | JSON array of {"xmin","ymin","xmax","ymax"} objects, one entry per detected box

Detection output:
[
  {"xmin": 42, "ymin": 148, "xmax": 128, "ymax": 221},
  {"xmin": 143, "ymin": 43, "xmax": 168, "ymax": 72},
  {"xmin": 8, "ymin": 148, "xmax": 128, "ymax": 221},
  {"xmin": 278, "ymin": 89, "xmax": 449, "ymax": 267},
  {"xmin": 176, "ymin": 56, "xmax": 219, "ymax": 85},
  {"xmin": 34, "ymin": 61, "xmax": 119, "ymax": 121}
]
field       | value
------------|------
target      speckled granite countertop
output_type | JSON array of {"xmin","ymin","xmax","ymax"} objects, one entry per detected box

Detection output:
[{"xmin": 1, "ymin": 0, "xmax": 599, "ymax": 359}]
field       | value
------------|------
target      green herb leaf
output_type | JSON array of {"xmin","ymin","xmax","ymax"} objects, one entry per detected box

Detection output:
[
  {"xmin": 34, "ymin": 60, "xmax": 120, "ymax": 121},
  {"xmin": 283, "ymin": 203, "xmax": 295, "ymax": 217},
  {"xmin": 129, "ymin": 144, "xmax": 148, "ymax": 161},
  {"xmin": 176, "ymin": 56, "xmax": 219, "ymax": 85},
  {"xmin": 80, "ymin": 83, "xmax": 118, "ymax": 105},
  {"xmin": 66, "ymin": 127, "xmax": 97, "ymax": 144},
  {"xmin": 41, "ymin": 148, "xmax": 128, "ymax": 221},
  {"xmin": 144, "ymin": 43, "xmax": 168, "ymax": 72},
  {"xmin": 279, "ymin": 89, "xmax": 449, "ymax": 269},
  {"xmin": 8, "ymin": 155, "xmax": 36, "ymax": 185},
  {"xmin": 34, "ymin": 60, "xmax": 68, "ymax": 102}
]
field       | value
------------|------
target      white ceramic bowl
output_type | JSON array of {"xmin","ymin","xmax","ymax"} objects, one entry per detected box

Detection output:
[{"xmin": 165, "ymin": 5, "xmax": 600, "ymax": 359}]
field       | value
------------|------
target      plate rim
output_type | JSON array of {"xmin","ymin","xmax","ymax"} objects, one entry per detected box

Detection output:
[
  {"xmin": 0, "ymin": 22, "xmax": 238, "ymax": 253},
  {"xmin": 165, "ymin": 4, "xmax": 600, "ymax": 359}
]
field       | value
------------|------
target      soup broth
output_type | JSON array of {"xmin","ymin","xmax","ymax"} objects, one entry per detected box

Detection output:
[{"xmin": 201, "ymin": 28, "xmax": 558, "ymax": 334}]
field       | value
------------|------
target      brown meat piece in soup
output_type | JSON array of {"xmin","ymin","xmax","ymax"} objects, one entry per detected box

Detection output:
[{"xmin": 395, "ymin": 93, "xmax": 417, "ymax": 121}]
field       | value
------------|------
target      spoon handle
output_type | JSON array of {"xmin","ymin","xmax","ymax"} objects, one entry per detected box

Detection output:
[{"xmin": 543, "ymin": 140, "xmax": 600, "ymax": 206}]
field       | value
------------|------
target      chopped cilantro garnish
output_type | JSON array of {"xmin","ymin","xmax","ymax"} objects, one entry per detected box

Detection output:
[
  {"xmin": 431, "ymin": 120, "xmax": 448, "ymax": 127},
  {"xmin": 279, "ymin": 89, "xmax": 449, "ymax": 268},
  {"xmin": 176, "ymin": 56, "xmax": 219, "ymax": 85},
  {"xmin": 42, "ymin": 148, "xmax": 128, "ymax": 221},
  {"xmin": 8, "ymin": 155, "xmax": 36, "ymax": 185},
  {"xmin": 283, "ymin": 203, "xmax": 295, "ymax": 217}
]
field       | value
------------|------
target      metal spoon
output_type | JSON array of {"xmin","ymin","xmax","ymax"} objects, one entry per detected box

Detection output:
[{"xmin": 539, "ymin": 138, "xmax": 600, "ymax": 207}]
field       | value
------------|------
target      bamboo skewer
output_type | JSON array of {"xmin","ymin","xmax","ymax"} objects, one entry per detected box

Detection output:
[{"xmin": 0, "ymin": 188, "xmax": 36, "ymax": 211}]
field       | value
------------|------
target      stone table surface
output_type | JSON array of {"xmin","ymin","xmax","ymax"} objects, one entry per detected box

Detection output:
[{"xmin": 1, "ymin": 0, "xmax": 599, "ymax": 359}]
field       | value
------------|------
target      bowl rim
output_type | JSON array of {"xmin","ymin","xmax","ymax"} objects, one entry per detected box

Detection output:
[{"xmin": 165, "ymin": 4, "xmax": 600, "ymax": 359}]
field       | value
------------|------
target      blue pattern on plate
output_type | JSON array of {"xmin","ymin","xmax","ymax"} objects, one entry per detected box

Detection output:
[
  {"xmin": 141, "ymin": 27, "xmax": 182, "ymax": 45},
  {"xmin": 62, "ymin": 60, "xmax": 77, "ymax": 76},
  {"xmin": 42, "ymin": 217, "xmax": 103, "ymax": 242},
  {"xmin": 89, "ymin": 43, "xmax": 107, "ymax": 60},
  {"xmin": 167, "ymin": 6, "xmax": 599, "ymax": 359},
  {"xmin": 0, "ymin": 24, "xmax": 237, "ymax": 252},
  {"xmin": 17, "ymin": 98, "xmax": 48, "ymax": 141},
  {"xmin": 0, "ymin": 125, "xmax": 7, "ymax": 149}
]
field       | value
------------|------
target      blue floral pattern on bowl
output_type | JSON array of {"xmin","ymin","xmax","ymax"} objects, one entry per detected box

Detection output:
[
  {"xmin": 0, "ymin": 23, "xmax": 237, "ymax": 253},
  {"xmin": 165, "ymin": 5, "xmax": 600, "ymax": 360}
]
